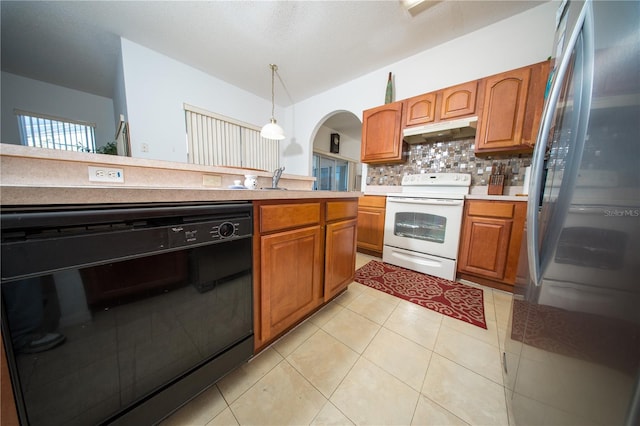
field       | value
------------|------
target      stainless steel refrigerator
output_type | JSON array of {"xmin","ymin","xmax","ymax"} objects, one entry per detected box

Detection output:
[{"xmin": 503, "ymin": 1, "xmax": 640, "ymax": 425}]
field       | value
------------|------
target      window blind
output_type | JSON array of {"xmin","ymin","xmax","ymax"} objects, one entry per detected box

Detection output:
[
  {"xmin": 15, "ymin": 109, "xmax": 96, "ymax": 153},
  {"xmin": 184, "ymin": 104, "xmax": 279, "ymax": 171}
]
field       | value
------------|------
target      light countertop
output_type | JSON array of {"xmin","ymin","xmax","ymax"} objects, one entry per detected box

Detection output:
[
  {"xmin": 0, "ymin": 185, "xmax": 360, "ymax": 205},
  {"xmin": 467, "ymin": 185, "xmax": 528, "ymax": 202},
  {"xmin": 465, "ymin": 194, "xmax": 528, "ymax": 202},
  {"xmin": 362, "ymin": 184, "xmax": 528, "ymax": 202}
]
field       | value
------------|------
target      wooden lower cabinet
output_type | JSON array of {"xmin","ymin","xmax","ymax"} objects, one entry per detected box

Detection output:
[
  {"xmin": 1, "ymin": 334, "xmax": 19, "ymax": 426},
  {"xmin": 356, "ymin": 195, "xmax": 386, "ymax": 257},
  {"xmin": 260, "ymin": 225, "xmax": 323, "ymax": 341},
  {"xmin": 457, "ymin": 200, "xmax": 527, "ymax": 291},
  {"xmin": 254, "ymin": 198, "xmax": 358, "ymax": 351},
  {"xmin": 325, "ymin": 218, "xmax": 357, "ymax": 301}
]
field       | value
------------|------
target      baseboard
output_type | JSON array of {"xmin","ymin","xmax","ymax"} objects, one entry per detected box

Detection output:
[{"xmin": 457, "ymin": 272, "xmax": 514, "ymax": 293}]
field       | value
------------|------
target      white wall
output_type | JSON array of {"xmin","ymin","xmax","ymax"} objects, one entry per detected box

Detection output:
[
  {"xmin": 313, "ymin": 126, "xmax": 361, "ymax": 162},
  {"xmin": 112, "ymin": 44, "xmax": 128, "ymax": 131},
  {"xmin": 1, "ymin": 72, "xmax": 116, "ymax": 148},
  {"xmin": 286, "ymin": 1, "xmax": 558, "ymax": 176},
  {"xmin": 0, "ymin": 3, "xmax": 558, "ymax": 176},
  {"xmin": 120, "ymin": 38, "xmax": 283, "ymax": 162}
]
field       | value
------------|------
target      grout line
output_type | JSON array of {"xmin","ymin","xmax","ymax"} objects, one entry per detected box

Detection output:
[{"xmin": 217, "ymin": 347, "xmax": 284, "ymax": 408}]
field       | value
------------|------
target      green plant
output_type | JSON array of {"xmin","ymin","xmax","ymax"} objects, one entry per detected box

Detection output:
[{"xmin": 96, "ymin": 141, "xmax": 118, "ymax": 155}]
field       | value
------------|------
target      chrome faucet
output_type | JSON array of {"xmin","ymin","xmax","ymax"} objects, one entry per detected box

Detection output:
[{"xmin": 272, "ymin": 166, "xmax": 285, "ymax": 188}]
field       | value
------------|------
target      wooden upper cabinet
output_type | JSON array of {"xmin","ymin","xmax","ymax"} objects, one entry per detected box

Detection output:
[
  {"xmin": 477, "ymin": 67, "xmax": 531, "ymax": 150},
  {"xmin": 403, "ymin": 92, "xmax": 437, "ymax": 127},
  {"xmin": 475, "ymin": 61, "xmax": 550, "ymax": 154},
  {"xmin": 361, "ymin": 101, "xmax": 404, "ymax": 164},
  {"xmin": 440, "ymin": 80, "xmax": 479, "ymax": 120},
  {"xmin": 403, "ymin": 81, "xmax": 479, "ymax": 128},
  {"xmin": 361, "ymin": 61, "xmax": 549, "ymax": 162}
]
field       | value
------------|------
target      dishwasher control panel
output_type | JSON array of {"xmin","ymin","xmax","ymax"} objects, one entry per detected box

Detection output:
[{"xmin": 167, "ymin": 216, "xmax": 252, "ymax": 247}]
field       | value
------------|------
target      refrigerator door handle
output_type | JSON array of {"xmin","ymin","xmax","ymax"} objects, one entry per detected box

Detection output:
[{"xmin": 527, "ymin": 0, "xmax": 593, "ymax": 286}]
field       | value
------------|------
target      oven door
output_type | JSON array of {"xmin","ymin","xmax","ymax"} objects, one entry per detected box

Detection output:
[{"xmin": 383, "ymin": 196, "xmax": 464, "ymax": 259}]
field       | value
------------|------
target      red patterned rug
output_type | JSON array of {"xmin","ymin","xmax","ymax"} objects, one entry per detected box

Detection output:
[{"xmin": 354, "ymin": 261, "xmax": 486, "ymax": 329}]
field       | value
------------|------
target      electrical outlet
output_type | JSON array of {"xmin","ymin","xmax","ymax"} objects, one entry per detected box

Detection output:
[
  {"xmin": 141, "ymin": 143, "xmax": 149, "ymax": 153},
  {"xmin": 88, "ymin": 166, "xmax": 124, "ymax": 183}
]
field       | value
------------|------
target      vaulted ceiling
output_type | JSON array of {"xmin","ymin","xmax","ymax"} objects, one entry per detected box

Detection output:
[{"xmin": 1, "ymin": 1, "xmax": 546, "ymax": 107}]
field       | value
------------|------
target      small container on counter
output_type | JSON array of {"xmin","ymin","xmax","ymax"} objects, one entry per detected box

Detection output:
[{"xmin": 244, "ymin": 175, "xmax": 258, "ymax": 189}]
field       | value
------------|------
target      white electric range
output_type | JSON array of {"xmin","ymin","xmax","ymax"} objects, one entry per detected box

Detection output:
[{"xmin": 383, "ymin": 172, "xmax": 471, "ymax": 280}]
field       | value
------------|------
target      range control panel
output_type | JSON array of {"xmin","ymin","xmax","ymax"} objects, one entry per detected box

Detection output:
[{"xmin": 401, "ymin": 172, "xmax": 471, "ymax": 187}]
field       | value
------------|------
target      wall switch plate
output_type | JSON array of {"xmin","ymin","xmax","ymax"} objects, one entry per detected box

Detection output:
[
  {"xmin": 202, "ymin": 174, "xmax": 222, "ymax": 187},
  {"xmin": 88, "ymin": 166, "xmax": 125, "ymax": 183}
]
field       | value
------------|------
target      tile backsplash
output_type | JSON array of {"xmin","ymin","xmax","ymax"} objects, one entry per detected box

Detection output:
[{"xmin": 365, "ymin": 138, "xmax": 532, "ymax": 187}]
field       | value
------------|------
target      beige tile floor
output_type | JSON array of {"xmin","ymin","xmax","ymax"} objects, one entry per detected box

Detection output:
[{"xmin": 162, "ymin": 253, "xmax": 514, "ymax": 426}]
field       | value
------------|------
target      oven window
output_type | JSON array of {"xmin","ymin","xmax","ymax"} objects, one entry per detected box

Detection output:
[
  {"xmin": 1, "ymin": 240, "xmax": 253, "ymax": 426},
  {"xmin": 393, "ymin": 212, "xmax": 447, "ymax": 243},
  {"xmin": 555, "ymin": 226, "xmax": 626, "ymax": 269}
]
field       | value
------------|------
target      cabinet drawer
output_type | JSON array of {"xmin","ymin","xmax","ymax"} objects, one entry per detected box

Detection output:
[
  {"xmin": 326, "ymin": 200, "xmax": 358, "ymax": 222},
  {"xmin": 259, "ymin": 203, "xmax": 321, "ymax": 233},
  {"xmin": 358, "ymin": 195, "xmax": 386, "ymax": 208},
  {"xmin": 467, "ymin": 201, "xmax": 515, "ymax": 219}
]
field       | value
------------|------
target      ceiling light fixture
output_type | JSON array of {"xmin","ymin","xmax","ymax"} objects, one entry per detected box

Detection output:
[
  {"xmin": 401, "ymin": 0, "xmax": 441, "ymax": 17},
  {"xmin": 260, "ymin": 64, "xmax": 285, "ymax": 140}
]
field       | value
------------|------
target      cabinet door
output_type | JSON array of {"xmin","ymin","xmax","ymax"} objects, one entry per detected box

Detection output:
[
  {"xmin": 476, "ymin": 67, "xmax": 531, "ymax": 151},
  {"xmin": 440, "ymin": 81, "xmax": 478, "ymax": 120},
  {"xmin": 1, "ymin": 336, "xmax": 19, "ymax": 426},
  {"xmin": 361, "ymin": 101, "xmax": 404, "ymax": 164},
  {"xmin": 260, "ymin": 225, "xmax": 323, "ymax": 341},
  {"xmin": 356, "ymin": 207, "xmax": 385, "ymax": 254},
  {"xmin": 325, "ymin": 219, "xmax": 357, "ymax": 302},
  {"xmin": 458, "ymin": 216, "xmax": 513, "ymax": 281},
  {"xmin": 403, "ymin": 92, "xmax": 437, "ymax": 127}
]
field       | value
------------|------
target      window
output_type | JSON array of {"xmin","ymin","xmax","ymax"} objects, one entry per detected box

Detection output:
[
  {"xmin": 312, "ymin": 153, "xmax": 352, "ymax": 191},
  {"xmin": 15, "ymin": 109, "xmax": 96, "ymax": 153},
  {"xmin": 184, "ymin": 104, "xmax": 279, "ymax": 171}
]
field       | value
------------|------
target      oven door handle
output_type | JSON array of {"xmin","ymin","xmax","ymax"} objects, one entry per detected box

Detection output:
[{"xmin": 387, "ymin": 198, "xmax": 463, "ymax": 206}]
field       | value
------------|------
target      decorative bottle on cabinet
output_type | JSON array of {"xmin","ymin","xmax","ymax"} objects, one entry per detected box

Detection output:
[{"xmin": 385, "ymin": 72, "xmax": 393, "ymax": 104}]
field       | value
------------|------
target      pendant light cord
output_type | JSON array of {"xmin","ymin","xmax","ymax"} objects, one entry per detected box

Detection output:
[{"xmin": 270, "ymin": 64, "xmax": 277, "ymax": 120}]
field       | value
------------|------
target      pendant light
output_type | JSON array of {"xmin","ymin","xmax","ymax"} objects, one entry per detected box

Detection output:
[{"xmin": 260, "ymin": 64, "xmax": 286, "ymax": 140}]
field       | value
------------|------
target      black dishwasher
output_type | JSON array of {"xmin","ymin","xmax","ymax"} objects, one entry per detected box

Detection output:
[{"xmin": 1, "ymin": 202, "xmax": 254, "ymax": 425}]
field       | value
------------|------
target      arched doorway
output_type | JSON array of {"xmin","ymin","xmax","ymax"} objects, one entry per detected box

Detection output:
[{"xmin": 311, "ymin": 111, "xmax": 362, "ymax": 191}]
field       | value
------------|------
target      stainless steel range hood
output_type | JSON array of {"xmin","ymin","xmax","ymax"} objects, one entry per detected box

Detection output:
[{"xmin": 402, "ymin": 116, "xmax": 478, "ymax": 144}]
